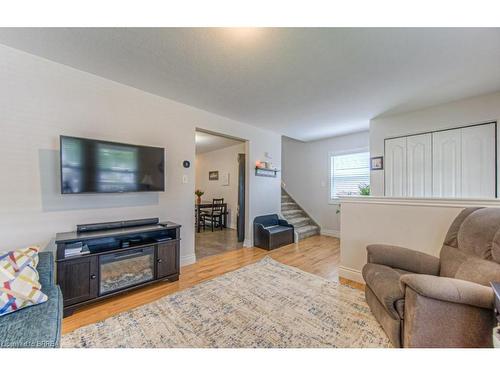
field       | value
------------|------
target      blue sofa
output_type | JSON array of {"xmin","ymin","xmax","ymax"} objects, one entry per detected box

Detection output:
[{"xmin": 0, "ymin": 252, "xmax": 62, "ymax": 348}]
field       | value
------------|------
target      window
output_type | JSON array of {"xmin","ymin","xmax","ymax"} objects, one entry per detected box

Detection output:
[{"xmin": 329, "ymin": 151, "xmax": 370, "ymax": 200}]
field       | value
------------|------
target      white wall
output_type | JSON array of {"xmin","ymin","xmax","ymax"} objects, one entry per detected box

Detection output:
[
  {"xmin": 0, "ymin": 44, "xmax": 282, "ymax": 264},
  {"xmin": 339, "ymin": 196, "xmax": 500, "ymax": 283},
  {"xmin": 282, "ymin": 132, "xmax": 369, "ymax": 235},
  {"xmin": 195, "ymin": 143, "xmax": 245, "ymax": 229},
  {"xmin": 370, "ymin": 91, "xmax": 500, "ymax": 196}
]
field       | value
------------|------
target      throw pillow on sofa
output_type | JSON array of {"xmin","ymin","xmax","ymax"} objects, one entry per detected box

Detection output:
[
  {"xmin": 0, "ymin": 247, "xmax": 48, "ymax": 316},
  {"xmin": 0, "ymin": 246, "xmax": 39, "ymax": 279}
]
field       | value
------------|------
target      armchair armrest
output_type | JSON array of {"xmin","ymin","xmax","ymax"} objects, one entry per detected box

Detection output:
[
  {"xmin": 254, "ymin": 223, "xmax": 269, "ymax": 233},
  {"xmin": 278, "ymin": 219, "xmax": 293, "ymax": 228},
  {"xmin": 400, "ymin": 274, "xmax": 494, "ymax": 310},
  {"xmin": 367, "ymin": 244, "xmax": 440, "ymax": 275}
]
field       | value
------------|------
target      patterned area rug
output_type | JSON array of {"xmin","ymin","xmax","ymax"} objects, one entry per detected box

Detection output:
[{"xmin": 62, "ymin": 257, "xmax": 390, "ymax": 348}]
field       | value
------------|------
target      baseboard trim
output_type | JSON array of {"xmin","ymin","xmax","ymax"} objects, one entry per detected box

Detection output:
[
  {"xmin": 243, "ymin": 239, "xmax": 252, "ymax": 248},
  {"xmin": 338, "ymin": 265, "xmax": 365, "ymax": 284},
  {"xmin": 180, "ymin": 253, "xmax": 196, "ymax": 266},
  {"xmin": 320, "ymin": 229, "xmax": 340, "ymax": 238}
]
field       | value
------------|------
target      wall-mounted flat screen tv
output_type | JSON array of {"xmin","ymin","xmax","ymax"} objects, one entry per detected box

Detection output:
[{"xmin": 60, "ymin": 135, "xmax": 165, "ymax": 194}]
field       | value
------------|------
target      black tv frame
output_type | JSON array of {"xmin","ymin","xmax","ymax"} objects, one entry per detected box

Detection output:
[{"xmin": 59, "ymin": 135, "xmax": 165, "ymax": 194}]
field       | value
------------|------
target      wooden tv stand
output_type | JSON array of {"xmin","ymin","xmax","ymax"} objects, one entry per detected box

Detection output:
[{"xmin": 55, "ymin": 221, "xmax": 181, "ymax": 317}]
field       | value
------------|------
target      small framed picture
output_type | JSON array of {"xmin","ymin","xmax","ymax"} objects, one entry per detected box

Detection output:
[
  {"xmin": 209, "ymin": 171, "xmax": 219, "ymax": 181},
  {"xmin": 370, "ymin": 156, "xmax": 383, "ymax": 170}
]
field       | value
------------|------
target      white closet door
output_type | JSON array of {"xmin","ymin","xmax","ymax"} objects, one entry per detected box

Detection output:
[
  {"xmin": 407, "ymin": 133, "xmax": 432, "ymax": 197},
  {"xmin": 385, "ymin": 137, "xmax": 407, "ymax": 197},
  {"xmin": 432, "ymin": 129, "xmax": 462, "ymax": 198},
  {"xmin": 461, "ymin": 123, "xmax": 496, "ymax": 198}
]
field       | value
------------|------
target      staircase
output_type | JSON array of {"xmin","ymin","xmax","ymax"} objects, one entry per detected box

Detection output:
[{"xmin": 281, "ymin": 189, "xmax": 320, "ymax": 240}]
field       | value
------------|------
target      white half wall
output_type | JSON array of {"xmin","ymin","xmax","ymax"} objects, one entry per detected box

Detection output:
[
  {"xmin": 0, "ymin": 44, "xmax": 282, "ymax": 264},
  {"xmin": 195, "ymin": 143, "xmax": 245, "ymax": 229},
  {"xmin": 339, "ymin": 196, "xmax": 500, "ymax": 283},
  {"xmin": 370, "ymin": 91, "xmax": 500, "ymax": 196},
  {"xmin": 282, "ymin": 132, "xmax": 369, "ymax": 234}
]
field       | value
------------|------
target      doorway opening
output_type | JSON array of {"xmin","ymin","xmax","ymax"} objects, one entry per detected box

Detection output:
[{"xmin": 195, "ymin": 130, "xmax": 247, "ymax": 260}]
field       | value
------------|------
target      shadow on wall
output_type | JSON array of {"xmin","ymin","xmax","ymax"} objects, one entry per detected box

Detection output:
[{"xmin": 38, "ymin": 149, "xmax": 159, "ymax": 212}]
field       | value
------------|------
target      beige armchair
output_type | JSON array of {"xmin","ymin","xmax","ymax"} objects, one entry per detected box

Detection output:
[{"xmin": 362, "ymin": 207, "xmax": 500, "ymax": 347}]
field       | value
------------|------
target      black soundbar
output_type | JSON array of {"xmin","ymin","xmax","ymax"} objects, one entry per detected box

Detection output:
[{"xmin": 76, "ymin": 218, "xmax": 160, "ymax": 233}]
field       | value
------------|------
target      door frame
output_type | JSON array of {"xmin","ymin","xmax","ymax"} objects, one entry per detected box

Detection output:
[
  {"xmin": 194, "ymin": 128, "xmax": 249, "ymax": 243},
  {"xmin": 237, "ymin": 153, "xmax": 246, "ymax": 242}
]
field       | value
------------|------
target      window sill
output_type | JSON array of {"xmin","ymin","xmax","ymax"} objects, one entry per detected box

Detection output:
[{"xmin": 330, "ymin": 195, "xmax": 370, "ymax": 204}]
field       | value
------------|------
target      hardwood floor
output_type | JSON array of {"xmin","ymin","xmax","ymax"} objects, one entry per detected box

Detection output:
[
  {"xmin": 339, "ymin": 277, "xmax": 365, "ymax": 291},
  {"xmin": 62, "ymin": 235, "xmax": 340, "ymax": 334},
  {"xmin": 195, "ymin": 227, "xmax": 243, "ymax": 259}
]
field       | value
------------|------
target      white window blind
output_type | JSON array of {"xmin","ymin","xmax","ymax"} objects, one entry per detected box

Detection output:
[{"xmin": 330, "ymin": 152, "xmax": 370, "ymax": 199}]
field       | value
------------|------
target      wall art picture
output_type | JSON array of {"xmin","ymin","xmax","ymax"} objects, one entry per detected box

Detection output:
[
  {"xmin": 370, "ymin": 156, "xmax": 383, "ymax": 170},
  {"xmin": 209, "ymin": 170, "xmax": 219, "ymax": 180}
]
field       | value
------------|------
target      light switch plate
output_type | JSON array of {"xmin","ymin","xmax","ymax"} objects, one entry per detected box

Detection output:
[{"xmin": 182, "ymin": 175, "xmax": 188, "ymax": 184}]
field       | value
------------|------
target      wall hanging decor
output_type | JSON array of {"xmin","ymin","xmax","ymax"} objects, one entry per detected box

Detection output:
[
  {"xmin": 209, "ymin": 170, "xmax": 219, "ymax": 181},
  {"xmin": 255, "ymin": 167, "xmax": 279, "ymax": 177},
  {"xmin": 370, "ymin": 156, "xmax": 383, "ymax": 170}
]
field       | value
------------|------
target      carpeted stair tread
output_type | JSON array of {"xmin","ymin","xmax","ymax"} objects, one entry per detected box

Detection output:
[
  {"xmin": 287, "ymin": 216, "xmax": 311, "ymax": 227},
  {"xmin": 281, "ymin": 209, "xmax": 304, "ymax": 218},
  {"xmin": 281, "ymin": 189, "xmax": 320, "ymax": 241},
  {"xmin": 295, "ymin": 225, "xmax": 320, "ymax": 240}
]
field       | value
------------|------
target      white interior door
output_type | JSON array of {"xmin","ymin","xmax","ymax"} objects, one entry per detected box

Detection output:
[
  {"xmin": 407, "ymin": 133, "xmax": 432, "ymax": 197},
  {"xmin": 385, "ymin": 137, "xmax": 407, "ymax": 197},
  {"xmin": 461, "ymin": 123, "xmax": 496, "ymax": 198},
  {"xmin": 432, "ymin": 129, "xmax": 462, "ymax": 198}
]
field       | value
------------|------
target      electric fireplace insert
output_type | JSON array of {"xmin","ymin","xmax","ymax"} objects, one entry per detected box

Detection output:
[{"xmin": 99, "ymin": 247, "xmax": 155, "ymax": 295}]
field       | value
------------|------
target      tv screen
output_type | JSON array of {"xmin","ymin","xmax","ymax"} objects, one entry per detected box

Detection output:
[{"xmin": 60, "ymin": 136, "xmax": 165, "ymax": 194}]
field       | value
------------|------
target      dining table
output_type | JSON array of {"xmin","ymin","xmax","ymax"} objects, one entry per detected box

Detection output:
[{"xmin": 195, "ymin": 201, "xmax": 228, "ymax": 233}]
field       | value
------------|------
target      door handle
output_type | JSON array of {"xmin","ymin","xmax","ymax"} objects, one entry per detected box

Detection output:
[{"xmin": 90, "ymin": 274, "xmax": 96, "ymax": 280}]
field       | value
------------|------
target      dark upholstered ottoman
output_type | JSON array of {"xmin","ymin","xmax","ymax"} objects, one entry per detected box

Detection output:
[{"xmin": 253, "ymin": 214, "xmax": 294, "ymax": 250}]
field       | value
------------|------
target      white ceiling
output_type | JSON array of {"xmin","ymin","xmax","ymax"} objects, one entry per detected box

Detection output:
[
  {"xmin": 0, "ymin": 28, "xmax": 499, "ymax": 141},
  {"xmin": 195, "ymin": 131, "xmax": 242, "ymax": 154}
]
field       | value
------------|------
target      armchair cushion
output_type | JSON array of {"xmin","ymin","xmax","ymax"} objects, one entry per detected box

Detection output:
[
  {"xmin": 454, "ymin": 257, "xmax": 500, "ymax": 286},
  {"xmin": 439, "ymin": 245, "xmax": 470, "ymax": 278},
  {"xmin": 443, "ymin": 207, "xmax": 481, "ymax": 247},
  {"xmin": 400, "ymin": 274, "xmax": 494, "ymax": 310},
  {"xmin": 362, "ymin": 263, "xmax": 411, "ymax": 319},
  {"xmin": 266, "ymin": 226, "xmax": 293, "ymax": 235},
  {"xmin": 457, "ymin": 207, "xmax": 500, "ymax": 259},
  {"xmin": 367, "ymin": 244, "xmax": 440, "ymax": 275},
  {"xmin": 491, "ymin": 229, "xmax": 500, "ymax": 263}
]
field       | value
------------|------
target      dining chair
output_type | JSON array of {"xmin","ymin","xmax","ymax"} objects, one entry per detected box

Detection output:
[{"xmin": 201, "ymin": 198, "xmax": 225, "ymax": 232}]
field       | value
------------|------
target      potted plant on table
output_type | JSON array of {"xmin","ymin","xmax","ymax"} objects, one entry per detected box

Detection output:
[{"xmin": 195, "ymin": 189, "xmax": 204, "ymax": 204}]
